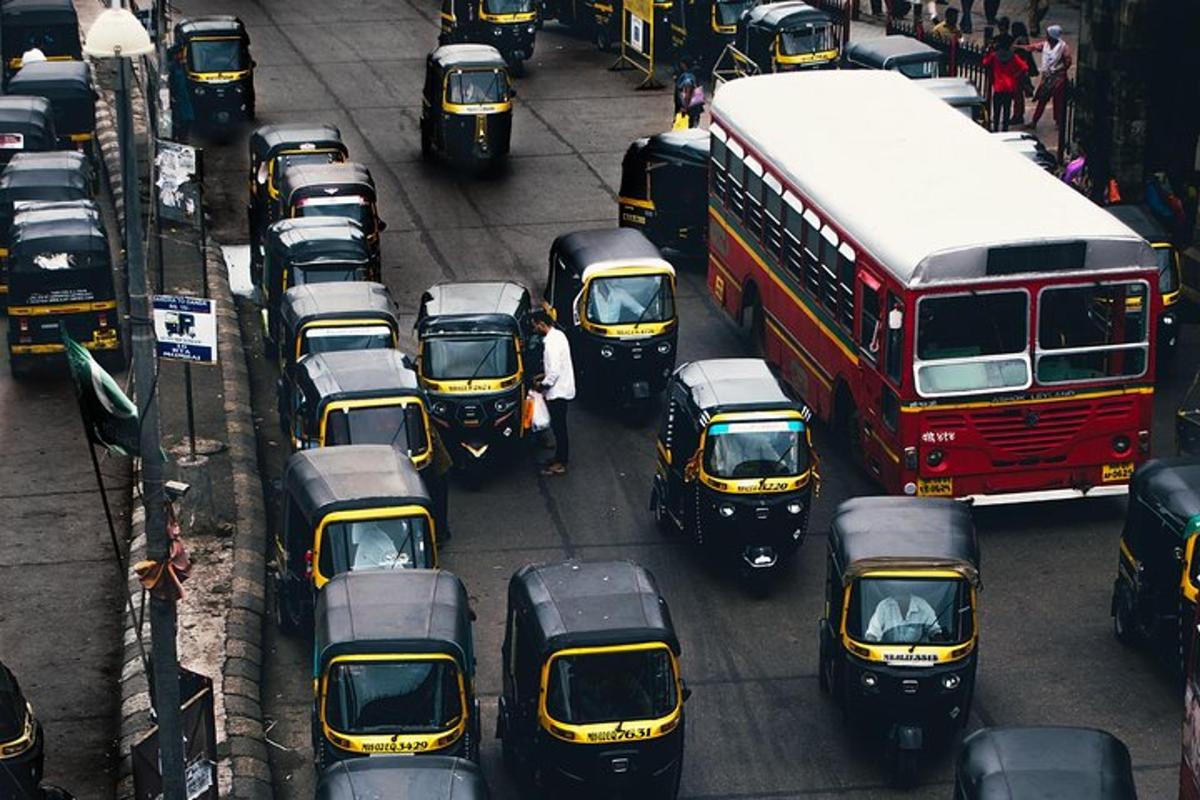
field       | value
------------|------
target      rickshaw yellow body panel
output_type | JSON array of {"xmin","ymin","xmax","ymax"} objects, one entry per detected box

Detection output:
[{"xmin": 311, "ymin": 505, "xmax": 438, "ymax": 588}]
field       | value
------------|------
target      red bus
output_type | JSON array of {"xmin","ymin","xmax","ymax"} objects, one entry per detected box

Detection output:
[{"xmin": 705, "ymin": 71, "xmax": 1160, "ymax": 504}]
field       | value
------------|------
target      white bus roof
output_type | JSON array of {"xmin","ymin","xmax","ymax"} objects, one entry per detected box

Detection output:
[{"xmin": 711, "ymin": 71, "xmax": 1154, "ymax": 286}]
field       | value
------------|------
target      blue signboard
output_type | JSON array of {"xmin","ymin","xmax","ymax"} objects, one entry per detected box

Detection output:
[{"xmin": 152, "ymin": 295, "xmax": 217, "ymax": 364}]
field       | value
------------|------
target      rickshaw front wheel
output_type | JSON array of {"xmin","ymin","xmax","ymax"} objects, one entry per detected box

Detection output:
[{"xmin": 1111, "ymin": 582, "xmax": 1138, "ymax": 645}]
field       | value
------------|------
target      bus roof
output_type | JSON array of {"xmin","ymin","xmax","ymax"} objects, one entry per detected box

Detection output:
[{"xmin": 711, "ymin": 71, "xmax": 1154, "ymax": 286}]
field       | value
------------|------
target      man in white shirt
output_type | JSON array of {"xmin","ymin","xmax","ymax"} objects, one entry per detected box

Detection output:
[
  {"xmin": 532, "ymin": 310, "xmax": 576, "ymax": 476},
  {"xmin": 864, "ymin": 593, "xmax": 941, "ymax": 643}
]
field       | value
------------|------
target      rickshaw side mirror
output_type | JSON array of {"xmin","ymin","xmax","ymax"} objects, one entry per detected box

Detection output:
[
  {"xmin": 681, "ymin": 682, "xmax": 692, "ymax": 702},
  {"xmin": 469, "ymin": 607, "xmax": 478, "ymax": 622},
  {"xmin": 401, "ymin": 353, "xmax": 416, "ymax": 370},
  {"xmin": 378, "ymin": 220, "xmax": 388, "ymax": 232},
  {"xmin": 1176, "ymin": 546, "xmax": 1186, "ymax": 562}
]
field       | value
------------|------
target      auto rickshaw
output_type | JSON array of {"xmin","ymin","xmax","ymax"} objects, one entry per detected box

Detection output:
[
  {"xmin": 0, "ymin": 661, "xmax": 44, "ymax": 800},
  {"xmin": 733, "ymin": 2, "xmax": 841, "ymax": 72},
  {"xmin": 274, "ymin": 444, "xmax": 439, "ymax": 633},
  {"xmin": 247, "ymin": 123, "xmax": 347, "ymax": 278},
  {"xmin": 1, "ymin": 0, "xmax": 81, "ymax": 79},
  {"xmin": 260, "ymin": 217, "xmax": 375, "ymax": 352},
  {"xmin": 7, "ymin": 216, "xmax": 120, "ymax": 376},
  {"xmin": 843, "ymin": 35, "xmax": 943, "ymax": 78},
  {"xmin": 313, "ymin": 569, "xmax": 479, "ymax": 768},
  {"xmin": 1106, "ymin": 203, "xmax": 1181, "ymax": 367},
  {"xmin": 954, "ymin": 727, "xmax": 1136, "ymax": 800},
  {"xmin": 1110, "ymin": 458, "xmax": 1200, "ymax": 674},
  {"xmin": 169, "ymin": 16, "xmax": 255, "ymax": 140},
  {"xmin": 818, "ymin": 496, "xmax": 980, "ymax": 787},
  {"xmin": 6, "ymin": 61, "xmax": 94, "ymax": 152},
  {"xmin": 420, "ymin": 45, "xmax": 513, "ymax": 171},
  {"xmin": 546, "ymin": 229, "xmax": 677, "ymax": 405},
  {"xmin": 670, "ymin": 0, "xmax": 755, "ymax": 73},
  {"xmin": 415, "ymin": 281, "xmax": 535, "ymax": 472},
  {"xmin": 438, "ymin": 0, "xmax": 537, "ymax": 71},
  {"xmin": 919, "ymin": 76, "xmax": 987, "ymax": 127},
  {"xmin": 652, "ymin": 359, "xmax": 817, "ymax": 581},
  {"xmin": 498, "ymin": 560, "xmax": 687, "ymax": 797},
  {"xmin": 618, "ymin": 129, "xmax": 708, "ymax": 261},
  {"xmin": 275, "ymin": 281, "xmax": 401, "ymax": 377},
  {"xmin": 279, "ymin": 162, "xmax": 384, "ymax": 272},
  {"xmin": 0, "ymin": 96, "xmax": 55, "ymax": 170},
  {"xmin": 317, "ymin": 756, "xmax": 490, "ymax": 800}
]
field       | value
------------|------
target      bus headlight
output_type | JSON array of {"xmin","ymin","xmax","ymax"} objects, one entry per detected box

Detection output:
[
  {"xmin": 1112, "ymin": 435, "xmax": 1131, "ymax": 454},
  {"xmin": 941, "ymin": 673, "xmax": 961, "ymax": 690},
  {"xmin": 656, "ymin": 341, "xmax": 672, "ymax": 355},
  {"xmin": 718, "ymin": 503, "xmax": 735, "ymax": 518},
  {"xmin": 926, "ymin": 449, "xmax": 944, "ymax": 467},
  {"xmin": 599, "ymin": 344, "xmax": 615, "ymax": 359},
  {"xmin": 786, "ymin": 501, "xmax": 803, "ymax": 515}
]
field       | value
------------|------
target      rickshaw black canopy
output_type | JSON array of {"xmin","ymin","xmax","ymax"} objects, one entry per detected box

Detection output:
[
  {"xmin": 174, "ymin": 14, "xmax": 246, "ymax": 41},
  {"xmin": 10, "ymin": 217, "xmax": 106, "ymax": 268},
  {"xmin": 267, "ymin": 217, "xmax": 369, "ymax": 268},
  {"xmin": 283, "ymin": 444, "xmax": 430, "ymax": 525},
  {"xmin": 417, "ymin": 281, "xmax": 526, "ymax": 338},
  {"xmin": 510, "ymin": 560, "xmax": 680, "ymax": 658},
  {"xmin": 317, "ymin": 755, "xmax": 489, "ymax": 800},
  {"xmin": 249, "ymin": 123, "xmax": 345, "ymax": 164},
  {"xmin": 641, "ymin": 128, "xmax": 709, "ymax": 168},
  {"xmin": 279, "ymin": 281, "xmax": 398, "ymax": 339},
  {"xmin": 7, "ymin": 60, "xmax": 94, "ymax": 137},
  {"xmin": 743, "ymin": 1, "xmax": 832, "ymax": 35},
  {"xmin": 844, "ymin": 35, "xmax": 942, "ymax": 69},
  {"xmin": 955, "ymin": 726, "xmax": 1136, "ymax": 800},
  {"xmin": 280, "ymin": 161, "xmax": 376, "ymax": 207},
  {"xmin": 0, "ymin": 96, "xmax": 56, "ymax": 150},
  {"xmin": 294, "ymin": 349, "xmax": 424, "ymax": 430},
  {"xmin": 1, "ymin": 0, "xmax": 82, "ymax": 60},
  {"xmin": 1128, "ymin": 458, "xmax": 1200, "ymax": 535},
  {"xmin": 552, "ymin": 228, "xmax": 667, "ymax": 273},
  {"xmin": 829, "ymin": 496, "xmax": 979, "ymax": 583},
  {"xmin": 430, "ymin": 43, "xmax": 508, "ymax": 72},
  {"xmin": 1106, "ymin": 203, "xmax": 1172, "ymax": 245},
  {"xmin": 674, "ymin": 358, "xmax": 802, "ymax": 418},
  {"xmin": 316, "ymin": 569, "xmax": 473, "ymax": 669},
  {"xmin": 0, "ymin": 154, "xmax": 89, "ymax": 194},
  {"xmin": 13, "ymin": 198, "xmax": 100, "ymax": 229},
  {"xmin": 5, "ymin": 150, "xmax": 92, "ymax": 183}
]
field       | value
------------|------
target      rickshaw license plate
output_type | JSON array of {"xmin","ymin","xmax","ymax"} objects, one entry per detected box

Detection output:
[
  {"xmin": 917, "ymin": 477, "xmax": 953, "ymax": 497},
  {"xmin": 1102, "ymin": 462, "xmax": 1135, "ymax": 482}
]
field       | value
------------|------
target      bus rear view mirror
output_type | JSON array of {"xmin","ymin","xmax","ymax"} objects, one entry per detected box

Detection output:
[{"xmin": 888, "ymin": 308, "xmax": 903, "ymax": 330}]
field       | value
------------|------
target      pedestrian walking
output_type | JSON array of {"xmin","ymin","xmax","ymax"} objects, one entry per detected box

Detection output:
[
  {"xmin": 1029, "ymin": 24, "xmax": 1070, "ymax": 130},
  {"xmin": 531, "ymin": 310, "xmax": 575, "ymax": 477},
  {"xmin": 959, "ymin": 0, "xmax": 974, "ymax": 33},
  {"xmin": 674, "ymin": 61, "xmax": 696, "ymax": 114},
  {"xmin": 1026, "ymin": 0, "xmax": 1049, "ymax": 35},
  {"xmin": 931, "ymin": 7, "xmax": 961, "ymax": 41},
  {"xmin": 1010, "ymin": 20, "xmax": 1036, "ymax": 124},
  {"xmin": 982, "ymin": 38, "xmax": 1027, "ymax": 131}
]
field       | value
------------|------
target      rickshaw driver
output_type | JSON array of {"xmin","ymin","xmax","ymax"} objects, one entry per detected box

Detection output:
[
  {"xmin": 349, "ymin": 520, "xmax": 416, "ymax": 571},
  {"xmin": 590, "ymin": 279, "xmax": 642, "ymax": 322},
  {"xmin": 865, "ymin": 592, "xmax": 941, "ymax": 643}
]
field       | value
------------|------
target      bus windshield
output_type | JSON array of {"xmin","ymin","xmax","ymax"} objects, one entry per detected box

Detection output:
[
  {"xmin": 915, "ymin": 291, "xmax": 1029, "ymax": 396},
  {"xmin": 446, "ymin": 69, "xmax": 508, "ymax": 105},
  {"xmin": 779, "ymin": 23, "xmax": 832, "ymax": 55},
  {"xmin": 187, "ymin": 38, "xmax": 246, "ymax": 73},
  {"xmin": 715, "ymin": 0, "xmax": 754, "ymax": 27},
  {"xmin": 546, "ymin": 648, "xmax": 677, "ymax": 725},
  {"xmin": 1036, "ymin": 281, "xmax": 1149, "ymax": 384},
  {"xmin": 704, "ymin": 419, "xmax": 808, "ymax": 479},
  {"xmin": 424, "ymin": 335, "xmax": 517, "ymax": 380},
  {"xmin": 324, "ymin": 404, "xmax": 428, "ymax": 455},
  {"xmin": 301, "ymin": 325, "xmax": 393, "ymax": 357},
  {"xmin": 290, "ymin": 263, "xmax": 367, "ymax": 286},
  {"xmin": 319, "ymin": 516, "xmax": 431, "ymax": 577},
  {"xmin": 848, "ymin": 577, "xmax": 971, "ymax": 645},
  {"xmin": 585, "ymin": 274, "xmax": 675, "ymax": 326},
  {"xmin": 326, "ymin": 659, "xmax": 462, "ymax": 734}
]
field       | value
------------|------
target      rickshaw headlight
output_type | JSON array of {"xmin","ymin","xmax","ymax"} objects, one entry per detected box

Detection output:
[
  {"xmin": 527, "ymin": 23, "xmax": 536, "ymax": 33},
  {"xmin": 599, "ymin": 344, "xmax": 615, "ymax": 359},
  {"xmin": 718, "ymin": 503, "xmax": 735, "ymax": 518},
  {"xmin": 786, "ymin": 501, "xmax": 803, "ymax": 515},
  {"xmin": 656, "ymin": 341, "xmax": 672, "ymax": 355},
  {"xmin": 493, "ymin": 27, "xmax": 502, "ymax": 36},
  {"xmin": 860, "ymin": 671, "xmax": 878, "ymax": 689},
  {"xmin": 1112, "ymin": 435, "xmax": 1130, "ymax": 454},
  {"xmin": 926, "ymin": 449, "xmax": 944, "ymax": 467},
  {"xmin": 941, "ymin": 673, "xmax": 961, "ymax": 691},
  {"xmin": 495, "ymin": 397, "xmax": 517, "ymax": 413},
  {"xmin": 431, "ymin": 401, "xmax": 450, "ymax": 417}
]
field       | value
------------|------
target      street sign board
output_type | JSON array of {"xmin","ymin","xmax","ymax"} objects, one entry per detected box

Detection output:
[{"xmin": 153, "ymin": 295, "xmax": 217, "ymax": 364}]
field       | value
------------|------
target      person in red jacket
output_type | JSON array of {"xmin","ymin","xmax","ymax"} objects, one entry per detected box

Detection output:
[{"xmin": 983, "ymin": 40, "xmax": 1028, "ymax": 132}]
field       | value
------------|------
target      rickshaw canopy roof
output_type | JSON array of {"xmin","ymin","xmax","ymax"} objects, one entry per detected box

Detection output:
[
  {"xmin": 10, "ymin": 218, "xmax": 107, "ymax": 269},
  {"xmin": 280, "ymin": 161, "xmax": 375, "ymax": 205},
  {"xmin": 830, "ymin": 496, "xmax": 979, "ymax": 583},
  {"xmin": 430, "ymin": 43, "xmax": 508, "ymax": 72},
  {"xmin": 317, "ymin": 756, "xmax": 489, "ymax": 800},
  {"xmin": 553, "ymin": 228, "xmax": 672, "ymax": 278},
  {"xmin": 919, "ymin": 76, "xmax": 984, "ymax": 106},
  {"xmin": 316, "ymin": 569, "xmax": 472, "ymax": 668},
  {"xmin": 279, "ymin": 281, "xmax": 397, "ymax": 332},
  {"xmin": 283, "ymin": 444, "xmax": 431, "ymax": 523},
  {"xmin": 8, "ymin": 59, "xmax": 91, "ymax": 95},
  {"xmin": 1105, "ymin": 203, "xmax": 1172, "ymax": 245},
  {"xmin": 955, "ymin": 726, "xmax": 1136, "ymax": 800},
  {"xmin": 174, "ymin": 15, "xmax": 247, "ymax": 40},
  {"xmin": 640, "ymin": 128, "xmax": 709, "ymax": 167},
  {"xmin": 745, "ymin": 1, "xmax": 831, "ymax": 30},
  {"xmin": 0, "ymin": 162, "xmax": 88, "ymax": 196},
  {"xmin": 417, "ymin": 280, "xmax": 526, "ymax": 338},
  {"xmin": 1129, "ymin": 458, "xmax": 1200, "ymax": 533},
  {"xmin": 266, "ymin": 217, "xmax": 370, "ymax": 265},
  {"xmin": 511, "ymin": 560, "xmax": 679, "ymax": 657},
  {"xmin": 249, "ymin": 122, "xmax": 345, "ymax": 163},
  {"xmin": 845, "ymin": 35, "xmax": 941, "ymax": 66},
  {"xmin": 0, "ymin": 95, "xmax": 54, "ymax": 142},
  {"xmin": 14, "ymin": 198, "xmax": 99, "ymax": 226},
  {"xmin": 1, "ymin": 0, "xmax": 76, "ymax": 25},
  {"xmin": 296, "ymin": 349, "xmax": 423, "ymax": 409},
  {"xmin": 674, "ymin": 358, "xmax": 800, "ymax": 418}
]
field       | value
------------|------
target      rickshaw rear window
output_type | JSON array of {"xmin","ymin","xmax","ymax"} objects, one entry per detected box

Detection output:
[
  {"xmin": 848, "ymin": 577, "xmax": 971, "ymax": 645},
  {"xmin": 295, "ymin": 196, "xmax": 371, "ymax": 228},
  {"xmin": 301, "ymin": 325, "xmax": 393, "ymax": 356},
  {"xmin": 703, "ymin": 419, "xmax": 808, "ymax": 479},
  {"xmin": 585, "ymin": 273, "xmax": 675, "ymax": 326},
  {"xmin": 326, "ymin": 660, "xmax": 462, "ymax": 734},
  {"xmin": 424, "ymin": 336, "xmax": 517, "ymax": 380},
  {"xmin": 779, "ymin": 23, "xmax": 833, "ymax": 55},
  {"xmin": 484, "ymin": 0, "xmax": 534, "ymax": 13},
  {"xmin": 187, "ymin": 38, "xmax": 246, "ymax": 72},
  {"xmin": 318, "ymin": 516, "xmax": 431, "ymax": 579},
  {"xmin": 546, "ymin": 648, "xmax": 677, "ymax": 725},
  {"xmin": 290, "ymin": 263, "xmax": 367, "ymax": 286},
  {"xmin": 715, "ymin": 0, "xmax": 753, "ymax": 26},
  {"xmin": 445, "ymin": 70, "xmax": 507, "ymax": 105},
  {"xmin": 9, "ymin": 26, "xmax": 76, "ymax": 56},
  {"xmin": 325, "ymin": 403, "xmax": 429, "ymax": 456}
]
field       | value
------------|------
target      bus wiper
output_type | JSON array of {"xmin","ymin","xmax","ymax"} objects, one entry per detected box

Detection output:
[
  {"xmin": 633, "ymin": 280, "xmax": 664, "ymax": 330},
  {"xmin": 467, "ymin": 339, "xmax": 501, "ymax": 386}
]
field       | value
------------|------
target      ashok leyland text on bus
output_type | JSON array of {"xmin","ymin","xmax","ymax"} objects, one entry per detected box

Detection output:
[{"xmin": 705, "ymin": 71, "xmax": 1160, "ymax": 505}]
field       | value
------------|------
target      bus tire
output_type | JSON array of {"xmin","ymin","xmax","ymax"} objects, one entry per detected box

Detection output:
[
  {"xmin": 834, "ymin": 384, "xmax": 863, "ymax": 465},
  {"xmin": 740, "ymin": 285, "xmax": 765, "ymax": 355}
]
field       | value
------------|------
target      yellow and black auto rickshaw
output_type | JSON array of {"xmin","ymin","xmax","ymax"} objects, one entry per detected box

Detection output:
[
  {"xmin": 0, "ymin": 96, "xmax": 56, "ymax": 171},
  {"xmin": 169, "ymin": 16, "xmax": 255, "ymax": 140},
  {"xmin": 726, "ymin": 1, "xmax": 840, "ymax": 76},
  {"xmin": 421, "ymin": 45, "xmax": 513, "ymax": 171},
  {"xmin": 247, "ymin": 123, "xmax": 347, "ymax": 279},
  {"xmin": 275, "ymin": 282, "xmax": 401, "ymax": 377},
  {"xmin": 819, "ymin": 496, "xmax": 980, "ymax": 787},
  {"xmin": 618, "ymin": 128, "xmax": 708, "ymax": 261},
  {"xmin": 671, "ymin": 0, "xmax": 755, "ymax": 72},
  {"xmin": 546, "ymin": 228, "xmax": 678, "ymax": 405},
  {"xmin": 1, "ymin": 0, "xmax": 81, "ymax": 80},
  {"xmin": 0, "ymin": 661, "xmax": 44, "ymax": 800},
  {"xmin": 317, "ymin": 756, "xmax": 489, "ymax": 800},
  {"xmin": 439, "ymin": 0, "xmax": 537, "ymax": 71},
  {"xmin": 498, "ymin": 560, "xmax": 688, "ymax": 798},
  {"xmin": 415, "ymin": 280, "xmax": 536, "ymax": 473},
  {"xmin": 274, "ymin": 444, "xmax": 439, "ymax": 634},
  {"xmin": 1111, "ymin": 458, "xmax": 1200, "ymax": 675},
  {"xmin": 279, "ymin": 161, "xmax": 384, "ymax": 272},
  {"xmin": 313, "ymin": 569, "xmax": 479, "ymax": 767},
  {"xmin": 6, "ymin": 60, "xmax": 94, "ymax": 152},
  {"xmin": 652, "ymin": 358, "xmax": 817, "ymax": 583},
  {"xmin": 1106, "ymin": 203, "xmax": 1181, "ymax": 367}
]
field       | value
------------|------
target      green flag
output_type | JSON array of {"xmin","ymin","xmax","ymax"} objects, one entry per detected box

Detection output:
[{"xmin": 64, "ymin": 332, "xmax": 141, "ymax": 456}]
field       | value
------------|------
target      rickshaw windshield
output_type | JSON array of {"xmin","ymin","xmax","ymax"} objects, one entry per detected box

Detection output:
[
  {"xmin": 318, "ymin": 516, "xmax": 431, "ymax": 577},
  {"xmin": 1155, "ymin": 248, "xmax": 1179, "ymax": 293},
  {"xmin": 1036, "ymin": 281, "xmax": 1149, "ymax": 384},
  {"xmin": 715, "ymin": 0, "xmax": 753, "ymax": 26},
  {"xmin": 915, "ymin": 290, "xmax": 1029, "ymax": 396},
  {"xmin": 187, "ymin": 38, "xmax": 246, "ymax": 72},
  {"xmin": 424, "ymin": 335, "xmax": 517, "ymax": 380},
  {"xmin": 301, "ymin": 325, "xmax": 393, "ymax": 357},
  {"xmin": 325, "ymin": 404, "xmax": 428, "ymax": 454},
  {"xmin": 703, "ymin": 419, "xmax": 808, "ymax": 479},
  {"xmin": 326, "ymin": 660, "xmax": 462, "ymax": 734},
  {"xmin": 585, "ymin": 274, "xmax": 675, "ymax": 325},
  {"xmin": 848, "ymin": 577, "xmax": 971, "ymax": 645},
  {"xmin": 895, "ymin": 57, "xmax": 939, "ymax": 78},
  {"xmin": 484, "ymin": 0, "xmax": 535, "ymax": 13},
  {"xmin": 546, "ymin": 648, "xmax": 677, "ymax": 725},
  {"xmin": 295, "ymin": 196, "xmax": 371, "ymax": 228},
  {"xmin": 778, "ymin": 23, "xmax": 832, "ymax": 55},
  {"xmin": 290, "ymin": 263, "xmax": 367, "ymax": 286},
  {"xmin": 446, "ymin": 69, "xmax": 507, "ymax": 105}
]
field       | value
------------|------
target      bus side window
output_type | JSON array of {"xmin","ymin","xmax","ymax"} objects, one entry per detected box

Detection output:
[
  {"xmin": 710, "ymin": 133, "xmax": 727, "ymax": 203},
  {"xmin": 885, "ymin": 292, "xmax": 904, "ymax": 385},
  {"xmin": 763, "ymin": 175, "xmax": 783, "ymax": 258},
  {"xmin": 783, "ymin": 193, "xmax": 804, "ymax": 283},
  {"xmin": 819, "ymin": 227, "xmax": 840, "ymax": 321},
  {"xmin": 881, "ymin": 388, "xmax": 899, "ymax": 431},
  {"xmin": 727, "ymin": 140, "xmax": 745, "ymax": 219},
  {"xmin": 802, "ymin": 209, "xmax": 821, "ymax": 297},
  {"xmin": 745, "ymin": 156, "xmax": 764, "ymax": 242},
  {"xmin": 837, "ymin": 244, "xmax": 856, "ymax": 330},
  {"xmin": 858, "ymin": 279, "xmax": 880, "ymax": 362}
]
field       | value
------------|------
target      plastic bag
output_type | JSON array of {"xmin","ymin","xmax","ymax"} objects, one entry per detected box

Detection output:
[{"xmin": 527, "ymin": 390, "xmax": 551, "ymax": 432}]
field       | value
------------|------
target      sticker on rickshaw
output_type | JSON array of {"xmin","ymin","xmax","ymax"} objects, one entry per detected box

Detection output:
[
  {"xmin": 916, "ymin": 477, "xmax": 953, "ymax": 497},
  {"xmin": 1102, "ymin": 462, "xmax": 1135, "ymax": 482}
]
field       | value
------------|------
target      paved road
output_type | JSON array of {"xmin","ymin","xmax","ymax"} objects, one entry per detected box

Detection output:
[{"xmin": 175, "ymin": 0, "xmax": 1183, "ymax": 795}]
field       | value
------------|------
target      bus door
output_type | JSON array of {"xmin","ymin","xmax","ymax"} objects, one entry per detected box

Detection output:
[{"xmin": 854, "ymin": 267, "xmax": 890, "ymax": 482}]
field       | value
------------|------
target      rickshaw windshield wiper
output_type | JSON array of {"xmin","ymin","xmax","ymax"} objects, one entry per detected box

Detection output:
[
  {"xmin": 909, "ymin": 595, "xmax": 959, "ymax": 652},
  {"xmin": 467, "ymin": 338, "xmax": 501, "ymax": 386},
  {"xmin": 633, "ymin": 279, "xmax": 665, "ymax": 329},
  {"xmin": 764, "ymin": 440, "xmax": 797, "ymax": 479}
]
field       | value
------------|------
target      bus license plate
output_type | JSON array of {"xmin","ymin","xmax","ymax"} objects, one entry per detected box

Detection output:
[
  {"xmin": 917, "ymin": 477, "xmax": 953, "ymax": 497},
  {"xmin": 1102, "ymin": 462, "xmax": 1135, "ymax": 483}
]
